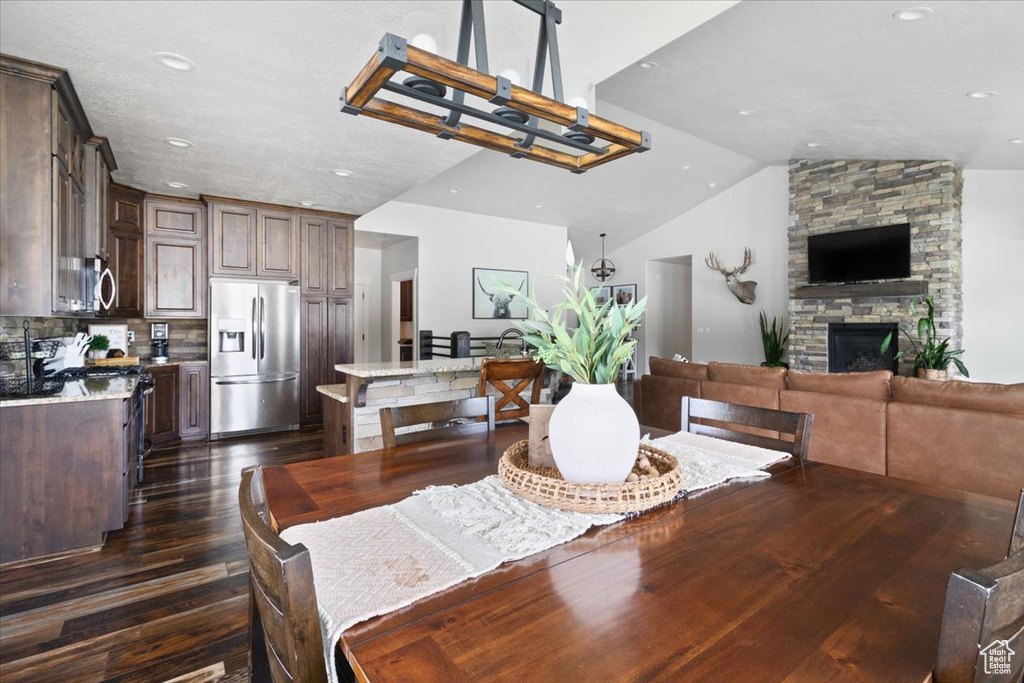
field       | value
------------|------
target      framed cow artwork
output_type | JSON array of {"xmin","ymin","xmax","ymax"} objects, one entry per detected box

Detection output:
[{"xmin": 473, "ymin": 267, "xmax": 529, "ymax": 320}]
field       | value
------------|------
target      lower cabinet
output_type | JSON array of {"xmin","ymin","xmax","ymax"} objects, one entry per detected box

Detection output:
[
  {"xmin": 179, "ymin": 362, "xmax": 209, "ymax": 442},
  {"xmin": 0, "ymin": 398, "xmax": 126, "ymax": 564},
  {"xmin": 300, "ymin": 297, "xmax": 352, "ymax": 425},
  {"xmin": 146, "ymin": 362, "xmax": 210, "ymax": 447}
]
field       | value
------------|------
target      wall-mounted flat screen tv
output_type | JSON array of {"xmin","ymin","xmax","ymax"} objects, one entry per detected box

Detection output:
[{"xmin": 808, "ymin": 224, "xmax": 911, "ymax": 284}]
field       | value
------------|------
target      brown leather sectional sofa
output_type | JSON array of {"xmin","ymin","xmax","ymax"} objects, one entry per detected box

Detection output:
[{"xmin": 634, "ymin": 357, "xmax": 1024, "ymax": 501}]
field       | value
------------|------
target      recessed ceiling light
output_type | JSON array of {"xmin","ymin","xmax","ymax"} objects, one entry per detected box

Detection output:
[
  {"xmin": 966, "ymin": 91, "xmax": 998, "ymax": 99},
  {"xmin": 165, "ymin": 137, "xmax": 194, "ymax": 148},
  {"xmin": 892, "ymin": 7, "xmax": 933, "ymax": 21},
  {"xmin": 299, "ymin": 201, "xmax": 317, "ymax": 207},
  {"xmin": 154, "ymin": 52, "xmax": 196, "ymax": 71},
  {"xmin": 535, "ymin": 203, "xmax": 543, "ymax": 209},
  {"xmin": 449, "ymin": 187, "xmax": 460, "ymax": 194},
  {"xmin": 805, "ymin": 142, "xmax": 821, "ymax": 148},
  {"xmin": 166, "ymin": 181, "xmax": 188, "ymax": 189},
  {"xmin": 681, "ymin": 163, "xmax": 693, "ymax": 170},
  {"xmin": 737, "ymin": 110, "xmax": 754, "ymax": 116},
  {"xmin": 331, "ymin": 169, "xmax": 353, "ymax": 177},
  {"xmin": 707, "ymin": 182, "xmax": 717, "ymax": 189},
  {"xmin": 637, "ymin": 61, "xmax": 659, "ymax": 69},
  {"xmin": 1010, "ymin": 138, "xmax": 1024, "ymax": 144}
]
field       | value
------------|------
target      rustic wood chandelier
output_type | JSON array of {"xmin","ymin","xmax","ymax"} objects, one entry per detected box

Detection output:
[{"xmin": 341, "ymin": 0, "xmax": 651, "ymax": 173}]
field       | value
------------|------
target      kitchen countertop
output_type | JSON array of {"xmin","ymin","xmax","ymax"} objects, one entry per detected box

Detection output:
[
  {"xmin": 335, "ymin": 357, "xmax": 486, "ymax": 379},
  {"xmin": 316, "ymin": 384, "xmax": 348, "ymax": 402},
  {"xmin": 141, "ymin": 359, "xmax": 208, "ymax": 368},
  {"xmin": 0, "ymin": 375, "xmax": 140, "ymax": 407}
]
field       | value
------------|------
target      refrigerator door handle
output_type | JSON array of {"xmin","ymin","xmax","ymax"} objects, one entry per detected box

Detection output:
[
  {"xmin": 214, "ymin": 376, "xmax": 297, "ymax": 386},
  {"xmin": 260, "ymin": 296, "xmax": 266, "ymax": 361},
  {"xmin": 251, "ymin": 297, "xmax": 258, "ymax": 360}
]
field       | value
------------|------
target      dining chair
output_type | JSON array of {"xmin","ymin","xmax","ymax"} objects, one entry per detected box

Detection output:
[
  {"xmin": 681, "ymin": 396, "xmax": 813, "ymax": 461},
  {"xmin": 932, "ymin": 492, "xmax": 1024, "ymax": 683},
  {"xmin": 477, "ymin": 357, "xmax": 545, "ymax": 421},
  {"xmin": 238, "ymin": 466, "xmax": 330, "ymax": 683},
  {"xmin": 379, "ymin": 395, "xmax": 495, "ymax": 449}
]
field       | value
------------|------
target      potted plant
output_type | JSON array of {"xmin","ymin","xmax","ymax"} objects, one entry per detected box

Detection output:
[
  {"xmin": 496, "ymin": 262, "xmax": 646, "ymax": 483},
  {"xmin": 880, "ymin": 295, "xmax": 969, "ymax": 380},
  {"xmin": 758, "ymin": 310, "xmax": 789, "ymax": 368},
  {"xmin": 87, "ymin": 334, "xmax": 110, "ymax": 360}
]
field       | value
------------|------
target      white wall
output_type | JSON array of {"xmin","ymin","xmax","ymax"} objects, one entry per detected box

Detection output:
[
  {"xmin": 645, "ymin": 260, "xmax": 692, "ymax": 362},
  {"xmin": 354, "ymin": 246, "xmax": 383, "ymax": 363},
  {"xmin": 606, "ymin": 167, "xmax": 790, "ymax": 370},
  {"xmin": 962, "ymin": 170, "xmax": 1024, "ymax": 384},
  {"xmin": 358, "ymin": 202, "xmax": 569, "ymax": 343}
]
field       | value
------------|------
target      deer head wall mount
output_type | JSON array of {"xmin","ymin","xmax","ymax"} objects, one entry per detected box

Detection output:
[{"xmin": 705, "ymin": 248, "xmax": 757, "ymax": 305}]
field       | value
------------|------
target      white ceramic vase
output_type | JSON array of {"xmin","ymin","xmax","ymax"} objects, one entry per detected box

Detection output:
[{"xmin": 548, "ymin": 382, "xmax": 640, "ymax": 483}]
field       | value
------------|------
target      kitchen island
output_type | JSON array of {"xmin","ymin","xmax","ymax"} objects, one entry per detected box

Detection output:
[{"xmin": 327, "ymin": 358, "xmax": 551, "ymax": 454}]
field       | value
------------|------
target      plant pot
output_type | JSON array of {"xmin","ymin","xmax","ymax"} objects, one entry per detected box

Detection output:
[
  {"xmin": 917, "ymin": 368, "xmax": 948, "ymax": 381},
  {"xmin": 547, "ymin": 382, "xmax": 640, "ymax": 484}
]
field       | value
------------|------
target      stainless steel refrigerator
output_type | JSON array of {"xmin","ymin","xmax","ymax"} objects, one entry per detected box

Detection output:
[{"xmin": 210, "ymin": 279, "xmax": 300, "ymax": 440}]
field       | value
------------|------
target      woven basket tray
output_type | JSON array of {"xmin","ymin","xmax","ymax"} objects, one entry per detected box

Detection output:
[{"xmin": 498, "ymin": 440, "xmax": 683, "ymax": 514}]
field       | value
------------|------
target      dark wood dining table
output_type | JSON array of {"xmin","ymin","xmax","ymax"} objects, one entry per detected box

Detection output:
[{"xmin": 262, "ymin": 424, "xmax": 1016, "ymax": 682}]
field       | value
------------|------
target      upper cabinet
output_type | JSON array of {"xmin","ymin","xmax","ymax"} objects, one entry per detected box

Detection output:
[
  {"xmin": 209, "ymin": 201, "xmax": 258, "ymax": 276},
  {"xmin": 327, "ymin": 218, "xmax": 353, "ymax": 296},
  {"xmin": 0, "ymin": 55, "xmax": 115, "ymax": 317},
  {"xmin": 258, "ymin": 209, "xmax": 298, "ymax": 278},
  {"xmin": 144, "ymin": 196, "xmax": 206, "ymax": 318},
  {"xmin": 108, "ymin": 183, "xmax": 144, "ymax": 318},
  {"xmin": 83, "ymin": 138, "xmax": 113, "ymax": 262}
]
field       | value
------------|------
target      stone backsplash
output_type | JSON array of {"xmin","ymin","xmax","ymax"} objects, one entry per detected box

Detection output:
[
  {"xmin": 788, "ymin": 160, "xmax": 963, "ymax": 375},
  {"xmin": 0, "ymin": 316, "xmax": 208, "ymax": 376}
]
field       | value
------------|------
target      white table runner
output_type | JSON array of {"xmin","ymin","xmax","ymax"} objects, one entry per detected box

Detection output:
[{"xmin": 279, "ymin": 433, "xmax": 791, "ymax": 682}]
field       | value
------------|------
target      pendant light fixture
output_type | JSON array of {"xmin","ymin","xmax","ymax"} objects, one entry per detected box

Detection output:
[
  {"xmin": 591, "ymin": 233, "xmax": 615, "ymax": 282},
  {"xmin": 340, "ymin": 0, "xmax": 651, "ymax": 174}
]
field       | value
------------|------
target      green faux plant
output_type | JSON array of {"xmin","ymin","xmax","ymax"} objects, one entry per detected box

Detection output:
[
  {"xmin": 881, "ymin": 295, "xmax": 969, "ymax": 377},
  {"xmin": 88, "ymin": 334, "xmax": 110, "ymax": 352},
  {"xmin": 495, "ymin": 263, "xmax": 646, "ymax": 384},
  {"xmin": 758, "ymin": 310, "xmax": 789, "ymax": 367}
]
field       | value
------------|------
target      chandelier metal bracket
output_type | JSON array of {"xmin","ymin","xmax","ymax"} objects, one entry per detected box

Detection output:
[{"xmin": 340, "ymin": 0, "xmax": 651, "ymax": 173}]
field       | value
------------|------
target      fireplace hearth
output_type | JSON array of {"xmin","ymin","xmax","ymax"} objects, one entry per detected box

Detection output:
[{"xmin": 828, "ymin": 323, "xmax": 899, "ymax": 373}]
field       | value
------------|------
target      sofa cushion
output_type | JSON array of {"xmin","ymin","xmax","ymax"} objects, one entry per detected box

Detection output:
[
  {"xmin": 780, "ymin": 390, "xmax": 887, "ymax": 475},
  {"xmin": 649, "ymin": 357, "xmax": 709, "ymax": 382},
  {"xmin": 887, "ymin": 401, "xmax": 1024, "ymax": 501},
  {"xmin": 637, "ymin": 374, "xmax": 701, "ymax": 432},
  {"xmin": 708, "ymin": 362, "xmax": 787, "ymax": 389},
  {"xmin": 786, "ymin": 369, "xmax": 892, "ymax": 400},
  {"xmin": 890, "ymin": 376, "xmax": 1024, "ymax": 416}
]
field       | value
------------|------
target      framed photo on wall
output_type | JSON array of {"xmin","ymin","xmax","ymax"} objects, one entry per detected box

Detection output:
[
  {"xmin": 594, "ymin": 286, "xmax": 612, "ymax": 307},
  {"xmin": 612, "ymin": 284, "xmax": 637, "ymax": 307},
  {"xmin": 473, "ymin": 267, "xmax": 529, "ymax": 319}
]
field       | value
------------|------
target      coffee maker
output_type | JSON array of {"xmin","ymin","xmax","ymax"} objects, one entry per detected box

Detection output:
[{"xmin": 151, "ymin": 323, "xmax": 169, "ymax": 364}]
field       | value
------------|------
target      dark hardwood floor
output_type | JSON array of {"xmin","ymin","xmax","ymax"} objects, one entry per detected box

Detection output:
[{"xmin": 0, "ymin": 427, "xmax": 326, "ymax": 683}]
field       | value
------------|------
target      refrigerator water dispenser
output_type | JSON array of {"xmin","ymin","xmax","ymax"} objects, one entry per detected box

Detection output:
[{"xmin": 217, "ymin": 319, "xmax": 246, "ymax": 353}]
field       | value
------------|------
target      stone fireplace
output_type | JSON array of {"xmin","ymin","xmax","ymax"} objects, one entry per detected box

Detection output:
[{"xmin": 788, "ymin": 160, "xmax": 963, "ymax": 375}]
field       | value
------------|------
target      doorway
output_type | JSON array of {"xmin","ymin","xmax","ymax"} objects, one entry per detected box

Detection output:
[
  {"xmin": 390, "ymin": 269, "xmax": 417, "ymax": 362},
  {"xmin": 645, "ymin": 256, "xmax": 693, "ymax": 370}
]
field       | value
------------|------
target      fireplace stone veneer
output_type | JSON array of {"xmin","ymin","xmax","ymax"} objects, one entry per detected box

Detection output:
[{"xmin": 788, "ymin": 160, "xmax": 963, "ymax": 375}]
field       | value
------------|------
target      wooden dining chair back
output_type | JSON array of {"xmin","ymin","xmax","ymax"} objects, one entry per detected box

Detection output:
[
  {"xmin": 681, "ymin": 396, "xmax": 813, "ymax": 461},
  {"xmin": 239, "ymin": 466, "xmax": 328, "ymax": 683},
  {"xmin": 379, "ymin": 396, "xmax": 495, "ymax": 449},
  {"xmin": 932, "ymin": 498, "xmax": 1024, "ymax": 683},
  {"xmin": 477, "ymin": 357, "xmax": 545, "ymax": 421}
]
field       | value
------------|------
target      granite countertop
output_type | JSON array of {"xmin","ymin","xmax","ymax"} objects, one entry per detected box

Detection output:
[
  {"xmin": 316, "ymin": 384, "xmax": 348, "ymax": 402},
  {"xmin": 1, "ymin": 375, "xmax": 140, "ymax": 407},
  {"xmin": 335, "ymin": 357, "xmax": 486, "ymax": 379}
]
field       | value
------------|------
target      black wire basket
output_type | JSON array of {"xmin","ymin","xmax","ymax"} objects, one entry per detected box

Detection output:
[
  {"xmin": 0, "ymin": 375, "xmax": 66, "ymax": 398},
  {"xmin": 0, "ymin": 339, "xmax": 61, "ymax": 361}
]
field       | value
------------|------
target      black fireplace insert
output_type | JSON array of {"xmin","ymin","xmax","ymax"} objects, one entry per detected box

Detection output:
[{"xmin": 828, "ymin": 323, "xmax": 899, "ymax": 373}]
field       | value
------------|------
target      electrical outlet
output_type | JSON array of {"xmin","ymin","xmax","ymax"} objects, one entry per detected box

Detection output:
[{"xmin": 127, "ymin": 331, "xmax": 135, "ymax": 343}]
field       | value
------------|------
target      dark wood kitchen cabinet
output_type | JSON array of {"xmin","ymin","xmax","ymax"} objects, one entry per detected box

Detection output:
[
  {"xmin": 147, "ymin": 196, "xmax": 205, "ymax": 240},
  {"xmin": 179, "ymin": 362, "xmax": 209, "ymax": 442},
  {"xmin": 300, "ymin": 215, "xmax": 328, "ymax": 295},
  {"xmin": 83, "ymin": 137, "xmax": 114, "ymax": 261},
  {"xmin": 146, "ymin": 364, "xmax": 181, "ymax": 447},
  {"xmin": 400, "ymin": 279, "xmax": 413, "ymax": 321},
  {"xmin": 328, "ymin": 218, "xmax": 353, "ymax": 296},
  {"xmin": 145, "ymin": 236, "xmax": 206, "ymax": 318},
  {"xmin": 258, "ymin": 209, "xmax": 298, "ymax": 278},
  {"xmin": 0, "ymin": 397, "xmax": 128, "ymax": 564},
  {"xmin": 0, "ymin": 55, "xmax": 113, "ymax": 317},
  {"xmin": 209, "ymin": 201, "xmax": 258, "ymax": 276},
  {"xmin": 108, "ymin": 183, "xmax": 145, "ymax": 317},
  {"xmin": 299, "ymin": 297, "xmax": 352, "ymax": 425}
]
